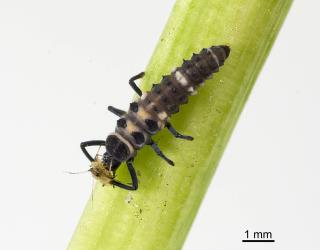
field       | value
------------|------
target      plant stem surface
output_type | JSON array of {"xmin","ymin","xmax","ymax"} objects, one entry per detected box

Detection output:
[{"xmin": 68, "ymin": 0, "xmax": 293, "ymax": 249}]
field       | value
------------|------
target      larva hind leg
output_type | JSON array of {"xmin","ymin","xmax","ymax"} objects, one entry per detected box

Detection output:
[
  {"xmin": 166, "ymin": 122, "xmax": 194, "ymax": 141},
  {"xmin": 129, "ymin": 72, "xmax": 145, "ymax": 96}
]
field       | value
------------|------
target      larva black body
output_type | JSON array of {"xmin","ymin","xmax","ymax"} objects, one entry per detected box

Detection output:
[{"xmin": 81, "ymin": 45, "xmax": 230, "ymax": 190}]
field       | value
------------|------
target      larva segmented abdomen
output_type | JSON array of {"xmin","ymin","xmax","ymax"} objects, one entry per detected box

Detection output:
[
  {"xmin": 115, "ymin": 45, "xmax": 230, "ymax": 150},
  {"xmin": 139, "ymin": 45, "xmax": 230, "ymax": 121}
]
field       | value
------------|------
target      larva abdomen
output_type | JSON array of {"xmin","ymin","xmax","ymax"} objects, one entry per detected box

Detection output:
[
  {"xmin": 117, "ymin": 45, "xmax": 230, "ymax": 149},
  {"xmin": 136, "ymin": 45, "xmax": 230, "ymax": 131}
]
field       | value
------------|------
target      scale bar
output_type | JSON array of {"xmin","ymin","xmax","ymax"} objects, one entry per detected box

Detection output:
[{"xmin": 242, "ymin": 240, "xmax": 275, "ymax": 242}]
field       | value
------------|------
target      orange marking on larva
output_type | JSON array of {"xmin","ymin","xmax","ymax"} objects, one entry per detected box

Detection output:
[{"xmin": 125, "ymin": 120, "xmax": 139, "ymax": 134}]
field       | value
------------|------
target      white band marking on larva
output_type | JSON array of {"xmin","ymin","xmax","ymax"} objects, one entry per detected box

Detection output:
[
  {"xmin": 141, "ymin": 93, "xmax": 147, "ymax": 100},
  {"xmin": 157, "ymin": 120, "xmax": 165, "ymax": 129},
  {"xmin": 158, "ymin": 111, "xmax": 168, "ymax": 120},
  {"xmin": 206, "ymin": 48, "xmax": 220, "ymax": 66},
  {"xmin": 147, "ymin": 102, "xmax": 156, "ymax": 109},
  {"xmin": 188, "ymin": 86, "xmax": 194, "ymax": 93},
  {"xmin": 175, "ymin": 71, "xmax": 188, "ymax": 86}
]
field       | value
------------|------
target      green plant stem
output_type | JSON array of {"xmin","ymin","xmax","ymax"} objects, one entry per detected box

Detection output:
[{"xmin": 68, "ymin": 0, "xmax": 292, "ymax": 249}]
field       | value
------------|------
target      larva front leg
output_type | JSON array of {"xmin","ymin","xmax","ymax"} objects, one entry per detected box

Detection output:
[
  {"xmin": 80, "ymin": 140, "xmax": 105, "ymax": 162},
  {"xmin": 111, "ymin": 160, "xmax": 138, "ymax": 191}
]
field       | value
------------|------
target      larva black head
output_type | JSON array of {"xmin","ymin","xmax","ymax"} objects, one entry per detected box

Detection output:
[{"xmin": 106, "ymin": 134, "xmax": 131, "ymax": 162}]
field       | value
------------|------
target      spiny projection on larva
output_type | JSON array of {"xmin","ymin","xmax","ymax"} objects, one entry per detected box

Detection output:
[{"xmin": 80, "ymin": 45, "xmax": 230, "ymax": 190}]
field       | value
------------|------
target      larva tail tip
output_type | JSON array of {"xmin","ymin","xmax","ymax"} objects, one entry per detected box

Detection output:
[{"xmin": 220, "ymin": 45, "xmax": 231, "ymax": 58}]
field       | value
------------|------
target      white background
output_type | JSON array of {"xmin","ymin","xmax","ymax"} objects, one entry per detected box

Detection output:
[{"xmin": 0, "ymin": 1, "xmax": 319, "ymax": 249}]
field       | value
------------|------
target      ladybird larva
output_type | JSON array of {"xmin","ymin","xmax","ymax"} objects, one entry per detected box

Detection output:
[{"xmin": 81, "ymin": 45, "xmax": 230, "ymax": 190}]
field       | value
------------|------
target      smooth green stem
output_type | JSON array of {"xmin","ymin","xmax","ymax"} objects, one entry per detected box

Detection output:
[{"xmin": 68, "ymin": 0, "xmax": 292, "ymax": 249}]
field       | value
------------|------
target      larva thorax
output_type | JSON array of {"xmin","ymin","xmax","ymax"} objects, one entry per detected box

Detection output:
[{"xmin": 112, "ymin": 45, "xmax": 230, "ymax": 161}]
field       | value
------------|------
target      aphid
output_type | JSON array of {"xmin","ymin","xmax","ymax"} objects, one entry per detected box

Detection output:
[{"xmin": 81, "ymin": 45, "xmax": 230, "ymax": 190}]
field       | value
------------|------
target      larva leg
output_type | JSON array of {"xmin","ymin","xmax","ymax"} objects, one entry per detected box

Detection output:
[
  {"xmin": 111, "ymin": 160, "xmax": 138, "ymax": 190},
  {"xmin": 108, "ymin": 106, "xmax": 126, "ymax": 117},
  {"xmin": 149, "ymin": 140, "xmax": 174, "ymax": 166},
  {"xmin": 166, "ymin": 122, "xmax": 194, "ymax": 141},
  {"xmin": 80, "ymin": 140, "xmax": 105, "ymax": 162},
  {"xmin": 129, "ymin": 72, "xmax": 145, "ymax": 96}
]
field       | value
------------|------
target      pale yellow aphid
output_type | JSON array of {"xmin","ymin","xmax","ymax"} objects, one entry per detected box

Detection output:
[{"xmin": 89, "ymin": 159, "xmax": 115, "ymax": 186}]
